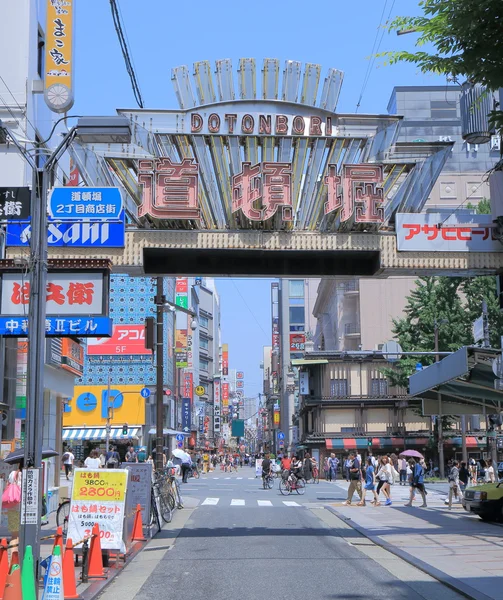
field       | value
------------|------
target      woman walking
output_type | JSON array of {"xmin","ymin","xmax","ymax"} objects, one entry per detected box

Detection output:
[
  {"xmin": 361, "ymin": 456, "xmax": 379, "ymax": 506},
  {"xmin": 323, "ymin": 457, "xmax": 330, "ymax": 481},
  {"xmin": 376, "ymin": 456, "xmax": 392, "ymax": 506},
  {"xmin": 303, "ymin": 453, "xmax": 313, "ymax": 482},
  {"xmin": 405, "ymin": 458, "xmax": 427, "ymax": 507}
]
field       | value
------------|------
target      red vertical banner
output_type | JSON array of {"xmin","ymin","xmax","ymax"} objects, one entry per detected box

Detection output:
[
  {"xmin": 222, "ymin": 344, "xmax": 229, "ymax": 376},
  {"xmin": 222, "ymin": 382, "xmax": 229, "ymax": 414},
  {"xmin": 66, "ymin": 158, "xmax": 79, "ymax": 186},
  {"xmin": 184, "ymin": 372, "xmax": 193, "ymax": 402}
]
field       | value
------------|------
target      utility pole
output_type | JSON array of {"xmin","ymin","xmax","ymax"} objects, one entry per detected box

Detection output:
[
  {"xmin": 434, "ymin": 321, "xmax": 445, "ymax": 478},
  {"xmin": 105, "ymin": 375, "xmax": 111, "ymax": 453},
  {"xmin": 155, "ymin": 277, "xmax": 165, "ymax": 472}
]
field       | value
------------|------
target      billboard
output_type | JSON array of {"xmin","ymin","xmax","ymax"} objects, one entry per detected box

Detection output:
[
  {"xmin": 46, "ymin": 338, "xmax": 84, "ymax": 377},
  {"xmin": 87, "ymin": 325, "xmax": 150, "ymax": 355},
  {"xmin": 175, "ymin": 329, "xmax": 188, "ymax": 367},
  {"xmin": 63, "ymin": 385, "xmax": 146, "ymax": 427},
  {"xmin": 184, "ymin": 372, "xmax": 193, "ymax": 402},
  {"xmin": 213, "ymin": 378, "xmax": 221, "ymax": 433},
  {"xmin": 222, "ymin": 382, "xmax": 229, "ymax": 414},
  {"xmin": 182, "ymin": 398, "xmax": 191, "ymax": 433},
  {"xmin": 290, "ymin": 333, "xmax": 306, "ymax": 352},
  {"xmin": 222, "ymin": 343, "xmax": 229, "ymax": 376}
]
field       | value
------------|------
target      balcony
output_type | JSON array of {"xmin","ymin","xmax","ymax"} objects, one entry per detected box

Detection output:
[
  {"xmin": 344, "ymin": 322, "xmax": 360, "ymax": 337},
  {"xmin": 343, "ymin": 280, "xmax": 359, "ymax": 295}
]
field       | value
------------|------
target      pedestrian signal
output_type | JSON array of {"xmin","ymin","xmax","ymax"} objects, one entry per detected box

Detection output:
[{"xmin": 122, "ymin": 423, "xmax": 128, "ymax": 435}]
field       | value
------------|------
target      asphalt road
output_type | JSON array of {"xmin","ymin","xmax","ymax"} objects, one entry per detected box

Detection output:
[{"xmin": 132, "ymin": 468, "xmax": 461, "ymax": 600}]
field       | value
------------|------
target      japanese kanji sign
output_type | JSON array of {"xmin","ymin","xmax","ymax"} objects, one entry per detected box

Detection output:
[
  {"xmin": 182, "ymin": 398, "xmax": 191, "ymax": 433},
  {"xmin": 290, "ymin": 333, "xmax": 306, "ymax": 352},
  {"xmin": 87, "ymin": 325, "xmax": 151, "ymax": 355},
  {"xmin": 67, "ymin": 469, "xmax": 128, "ymax": 552},
  {"xmin": 0, "ymin": 316, "xmax": 112, "ymax": 337},
  {"xmin": 44, "ymin": 0, "xmax": 74, "ymax": 113},
  {"xmin": 0, "ymin": 272, "xmax": 105, "ymax": 316},
  {"xmin": 49, "ymin": 187, "xmax": 123, "ymax": 220},
  {"xmin": 396, "ymin": 213, "xmax": 501, "ymax": 252},
  {"xmin": 0, "ymin": 188, "xmax": 30, "ymax": 220}
]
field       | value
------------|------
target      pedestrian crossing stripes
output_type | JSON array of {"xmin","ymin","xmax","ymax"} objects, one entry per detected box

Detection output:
[{"xmin": 199, "ymin": 498, "xmax": 302, "ymax": 508}]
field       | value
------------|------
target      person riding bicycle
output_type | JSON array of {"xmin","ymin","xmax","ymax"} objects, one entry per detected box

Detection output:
[
  {"xmin": 288, "ymin": 456, "xmax": 303, "ymax": 484},
  {"xmin": 261, "ymin": 453, "xmax": 272, "ymax": 483}
]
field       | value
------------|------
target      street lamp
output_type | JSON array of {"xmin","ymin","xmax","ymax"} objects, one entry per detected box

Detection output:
[{"xmin": 0, "ymin": 116, "xmax": 131, "ymax": 579}]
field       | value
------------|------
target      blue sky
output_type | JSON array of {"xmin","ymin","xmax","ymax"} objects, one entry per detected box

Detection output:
[{"xmin": 71, "ymin": 0, "xmax": 443, "ymax": 398}]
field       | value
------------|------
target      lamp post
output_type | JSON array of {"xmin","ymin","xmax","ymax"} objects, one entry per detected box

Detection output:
[
  {"xmin": 434, "ymin": 318, "xmax": 448, "ymax": 478},
  {"xmin": 1, "ymin": 116, "xmax": 131, "ymax": 583}
]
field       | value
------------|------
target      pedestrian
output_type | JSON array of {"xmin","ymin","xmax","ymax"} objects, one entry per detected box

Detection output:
[
  {"xmin": 398, "ymin": 456, "xmax": 408, "ymax": 486},
  {"xmin": 303, "ymin": 453, "xmax": 313, "ymax": 482},
  {"xmin": 363, "ymin": 456, "xmax": 379, "ymax": 506},
  {"xmin": 468, "ymin": 458, "xmax": 477, "ymax": 484},
  {"xmin": 368, "ymin": 452, "xmax": 378, "ymax": 469},
  {"xmin": 376, "ymin": 456, "xmax": 392, "ymax": 506},
  {"xmin": 137, "ymin": 446, "xmax": 147, "ymax": 463},
  {"xmin": 405, "ymin": 458, "xmax": 427, "ymax": 507},
  {"xmin": 105, "ymin": 445, "xmax": 121, "ymax": 468},
  {"xmin": 458, "ymin": 461, "xmax": 469, "ymax": 493},
  {"xmin": 99, "ymin": 451, "xmax": 106, "ymax": 468},
  {"xmin": 343, "ymin": 456, "xmax": 351, "ymax": 481},
  {"xmin": 342, "ymin": 452, "xmax": 363, "ymax": 506},
  {"xmin": 485, "ymin": 459, "xmax": 496, "ymax": 483},
  {"xmin": 323, "ymin": 457, "xmax": 329, "ymax": 480},
  {"xmin": 328, "ymin": 453, "xmax": 339, "ymax": 482},
  {"xmin": 62, "ymin": 447, "xmax": 75, "ymax": 480},
  {"xmin": 181, "ymin": 453, "xmax": 192, "ymax": 483},
  {"xmin": 447, "ymin": 459, "xmax": 463, "ymax": 508},
  {"xmin": 4, "ymin": 465, "xmax": 22, "ymax": 543},
  {"xmin": 84, "ymin": 449, "xmax": 101, "ymax": 469},
  {"xmin": 125, "ymin": 446, "xmax": 137, "ymax": 463}
]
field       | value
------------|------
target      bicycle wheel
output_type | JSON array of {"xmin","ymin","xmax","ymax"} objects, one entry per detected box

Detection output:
[
  {"xmin": 56, "ymin": 501, "xmax": 70, "ymax": 536},
  {"xmin": 193, "ymin": 469, "xmax": 200, "ymax": 479},
  {"xmin": 296, "ymin": 478, "xmax": 306, "ymax": 495},
  {"xmin": 159, "ymin": 494, "xmax": 173, "ymax": 523},
  {"xmin": 279, "ymin": 479, "xmax": 291, "ymax": 495}
]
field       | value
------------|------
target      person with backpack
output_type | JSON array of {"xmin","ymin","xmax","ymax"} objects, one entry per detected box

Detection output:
[
  {"xmin": 342, "ymin": 452, "xmax": 363, "ymax": 506},
  {"xmin": 105, "ymin": 446, "xmax": 121, "ymax": 468},
  {"xmin": 62, "ymin": 448, "xmax": 75, "ymax": 480},
  {"xmin": 405, "ymin": 458, "xmax": 427, "ymax": 507}
]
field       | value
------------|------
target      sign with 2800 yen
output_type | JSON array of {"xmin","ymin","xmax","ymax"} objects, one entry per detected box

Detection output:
[{"xmin": 67, "ymin": 469, "xmax": 128, "ymax": 552}]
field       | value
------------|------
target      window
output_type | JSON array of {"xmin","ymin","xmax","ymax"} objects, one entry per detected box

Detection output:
[
  {"xmin": 199, "ymin": 359, "xmax": 209, "ymax": 371},
  {"xmin": 371, "ymin": 379, "xmax": 388, "ymax": 397},
  {"xmin": 199, "ymin": 337, "xmax": 209, "ymax": 350},
  {"xmin": 430, "ymin": 100, "xmax": 457, "ymax": 120},
  {"xmin": 199, "ymin": 315, "xmax": 209, "ymax": 328},
  {"xmin": 330, "ymin": 379, "xmax": 348, "ymax": 397},
  {"xmin": 289, "ymin": 280, "xmax": 304, "ymax": 298},
  {"xmin": 289, "ymin": 306, "xmax": 305, "ymax": 324}
]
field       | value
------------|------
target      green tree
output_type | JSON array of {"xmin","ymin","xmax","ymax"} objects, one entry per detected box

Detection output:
[{"xmin": 381, "ymin": 0, "xmax": 503, "ymax": 133}]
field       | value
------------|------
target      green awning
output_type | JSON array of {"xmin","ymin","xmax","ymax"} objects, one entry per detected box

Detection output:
[{"xmin": 292, "ymin": 359, "xmax": 328, "ymax": 366}]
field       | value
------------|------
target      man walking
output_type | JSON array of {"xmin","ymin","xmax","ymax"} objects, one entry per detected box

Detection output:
[
  {"xmin": 125, "ymin": 446, "xmax": 137, "ymax": 462},
  {"xmin": 342, "ymin": 453, "xmax": 363, "ymax": 506},
  {"xmin": 181, "ymin": 453, "xmax": 192, "ymax": 483},
  {"xmin": 62, "ymin": 448, "xmax": 75, "ymax": 480},
  {"xmin": 398, "ymin": 456, "xmax": 408, "ymax": 486},
  {"xmin": 328, "ymin": 453, "xmax": 339, "ymax": 482}
]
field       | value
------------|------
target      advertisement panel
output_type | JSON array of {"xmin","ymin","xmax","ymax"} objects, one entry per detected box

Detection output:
[
  {"xmin": 396, "ymin": 213, "xmax": 500, "ymax": 253},
  {"xmin": 47, "ymin": 338, "xmax": 84, "ymax": 376},
  {"xmin": 222, "ymin": 343, "xmax": 229, "ymax": 376},
  {"xmin": 124, "ymin": 463, "xmax": 152, "ymax": 538},
  {"xmin": 222, "ymin": 382, "xmax": 229, "ymax": 414},
  {"xmin": 213, "ymin": 378, "xmax": 221, "ymax": 433},
  {"xmin": 0, "ymin": 188, "xmax": 31, "ymax": 220},
  {"xmin": 63, "ymin": 385, "xmax": 145, "ymax": 427},
  {"xmin": 44, "ymin": 0, "xmax": 74, "ymax": 113},
  {"xmin": 67, "ymin": 469, "xmax": 128, "ymax": 551},
  {"xmin": 49, "ymin": 187, "xmax": 123, "ymax": 221},
  {"xmin": 290, "ymin": 333, "xmax": 306, "ymax": 352},
  {"xmin": 87, "ymin": 325, "xmax": 150, "ymax": 355},
  {"xmin": 175, "ymin": 329, "xmax": 188, "ymax": 368},
  {"xmin": 182, "ymin": 398, "xmax": 191, "ymax": 433},
  {"xmin": 184, "ymin": 372, "xmax": 193, "ymax": 402},
  {"xmin": 1, "ymin": 272, "xmax": 105, "ymax": 316}
]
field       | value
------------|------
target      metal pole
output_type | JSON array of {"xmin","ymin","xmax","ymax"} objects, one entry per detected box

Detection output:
[
  {"xmin": 105, "ymin": 374, "xmax": 111, "ymax": 453},
  {"xmin": 482, "ymin": 300, "xmax": 490, "ymax": 348},
  {"xmin": 155, "ymin": 277, "xmax": 165, "ymax": 472},
  {"xmin": 461, "ymin": 415, "xmax": 468, "ymax": 464},
  {"xmin": 172, "ymin": 311, "xmax": 177, "ymax": 431},
  {"xmin": 434, "ymin": 323, "xmax": 445, "ymax": 478}
]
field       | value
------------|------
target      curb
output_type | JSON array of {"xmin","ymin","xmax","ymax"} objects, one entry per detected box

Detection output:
[{"xmin": 325, "ymin": 505, "xmax": 494, "ymax": 600}]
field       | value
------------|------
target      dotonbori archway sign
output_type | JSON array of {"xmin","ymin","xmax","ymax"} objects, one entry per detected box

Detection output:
[{"xmin": 38, "ymin": 58, "xmax": 503, "ymax": 276}]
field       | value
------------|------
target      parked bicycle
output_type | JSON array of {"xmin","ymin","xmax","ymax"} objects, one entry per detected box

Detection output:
[
  {"xmin": 279, "ymin": 475, "xmax": 306, "ymax": 495},
  {"xmin": 56, "ymin": 497, "xmax": 70, "ymax": 536}
]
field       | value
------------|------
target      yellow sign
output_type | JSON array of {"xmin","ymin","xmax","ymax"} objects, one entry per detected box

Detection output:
[
  {"xmin": 72, "ymin": 469, "xmax": 127, "ymax": 502},
  {"xmin": 195, "ymin": 385, "xmax": 205, "ymax": 397},
  {"xmin": 63, "ymin": 385, "xmax": 146, "ymax": 427},
  {"xmin": 44, "ymin": 0, "xmax": 74, "ymax": 113}
]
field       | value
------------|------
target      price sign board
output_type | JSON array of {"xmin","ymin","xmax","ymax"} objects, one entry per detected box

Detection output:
[
  {"xmin": 67, "ymin": 468, "xmax": 128, "ymax": 551},
  {"xmin": 20, "ymin": 468, "xmax": 39, "ymax": 525}
]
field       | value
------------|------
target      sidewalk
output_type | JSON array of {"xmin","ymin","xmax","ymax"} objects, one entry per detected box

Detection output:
[{"xmin": 328, "ymin": 482, "xmax": 503, "ymax": 600}]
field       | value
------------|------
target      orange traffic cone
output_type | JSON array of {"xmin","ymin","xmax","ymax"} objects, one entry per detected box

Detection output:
[
  {"xmin": 0, "ymin": 539, "xmax": 9, "ymax": 600},
  {"xmin": 53, "ymin": 526, "xmax": 65, "ymax": 557},
  {"xmin": 63, "ymin": 539, "xmax": 79, "ymax": 599},
  {"xmin": 87, "ymin": 525, "xmax": 104, "ymax": 578},
  {"xmin": 7, "ymin": 552, "xmax": 18, "ymax": 573},
  {"xmin": 131, "ymin": 505, "xmax": 146, "ymax": 542},
  {"xmin": 3, "ymin": 566, "xmax": 21, "ymax": 600}
]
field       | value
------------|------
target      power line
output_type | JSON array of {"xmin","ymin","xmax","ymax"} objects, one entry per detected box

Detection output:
[
  {"xmin": 109, "ymin": 0, "xmax": 144, "ymax": 108},
  {"xmin": 229, "ymin": 279, "xmax": 270, "ymax": 339}
]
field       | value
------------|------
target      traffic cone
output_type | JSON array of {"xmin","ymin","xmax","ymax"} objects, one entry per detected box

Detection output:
[
  {"xmin": 53, "ymin": 527, "xmax": 64, "ymax": 558},
  {"xmin": 20, "ymin": 546, "xmax": 36, "ymax": 600},
  {"xmin": 3, "ymin": 565, "xmax": 21, "ymax": 600},
  {"xmin": 131, "ymin": 505, "xmax": 146, "ymax": 542},
  {"xmin": 87, "ymin": 525, "xmax": 104, "ymax": 578},
  {"xmin": 8, "ymin": 552, "xmax": 18, "ymax": 573},
  {"xmin": 0, "ymin": 539, "xmax": 9, "ymax": 600},
  {"xmin": 42, "ymin": 545, "xmax": 63, "ymax": 600},
  {"xmin": 62, "ymin": 539, "xmax": 78, "ymax": 600}
]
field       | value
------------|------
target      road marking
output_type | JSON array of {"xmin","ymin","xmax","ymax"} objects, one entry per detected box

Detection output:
[
  {"xmin": 248, "ymin": 477, "xmax": 255, "ymax": 480},
  {"xmin": 213, "ymin": 477, "xmax": 218, "ymax": 479},
  {"xmin": 225, "ymin": 477, "xmax": 231, "ymax": 480},
  {"xmin": 201, "ymin": 498, "xmax": 219, "ymax": 506},
  {"xmin": 231, "ymin": 499, "xmax": 245, "ymax": 506},
  {"xmin": 257, "ymin": 500, "xmax": 273, "ymax": 506},
  {"xmin": 237, "ymin": 477, "xmax": 243, "ymax": 480},
  {"xmin": 283, "ymin": 501, "xmax": 301, "ymax": 507}
]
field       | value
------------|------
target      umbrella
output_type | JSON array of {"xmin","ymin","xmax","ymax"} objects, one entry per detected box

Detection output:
[
  {"xmin": 172, "ymin": 448, "xmax": 190, "ymax": 462},
  {"xmin": 399, "ymin": 450, "xmax": 424, "ymax": 459},
  {"xmin": 4, "ymin": 447, "xmax": 59, "ymax": 465}
]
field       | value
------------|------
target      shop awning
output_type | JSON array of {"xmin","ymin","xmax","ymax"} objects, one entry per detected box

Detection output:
[
  {"xmin": 326, "ymin": 437, "xmax": 405, "ymax": 450},
  {"xmin": 63, "ymin": 427, "xmax": 140, "ymax": 441},
  {"xmin": 292, "ymin": 359, "xmax": 328, "ymax": 366},
  {"xmin": 147, "ymin": 428, "xmax": 189, "ymax": 436}
]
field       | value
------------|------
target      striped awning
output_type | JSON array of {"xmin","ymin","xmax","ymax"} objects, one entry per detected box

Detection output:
[
  {"xmin": 63, "ymin": 427, "xmax": 140, "ymax": 441},
  {"xmin": 325, "ymin": 437, "xmax": 405, "ymax": 450}
]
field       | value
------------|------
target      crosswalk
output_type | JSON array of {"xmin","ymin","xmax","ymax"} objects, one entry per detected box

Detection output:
[{"xmin": 200, "ymin": 497, "xmax": 303, "ymax": 508}]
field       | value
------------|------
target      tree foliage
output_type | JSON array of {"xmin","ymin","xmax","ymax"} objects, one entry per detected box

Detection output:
[{"xmin": 381, "ymin": 0, "xmax": 503, "ymax": 133}]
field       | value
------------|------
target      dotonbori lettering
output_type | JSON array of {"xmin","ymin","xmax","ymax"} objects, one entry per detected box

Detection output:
[{"xmin": 190, "ymin": 113, "xmax": 333, "ymax": 136}]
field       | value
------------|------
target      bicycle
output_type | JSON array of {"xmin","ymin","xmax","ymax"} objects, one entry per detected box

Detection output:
[
  {"xmin": 56, "ymin": 497, "xmax": 70, "ymax": 536},
  {"xmin": 262, "ymin": 472, "xmax": 274, "ymax": 489},
  {"xmin": 279, "ymin": 475, "xmax": 306, "ymax": 495},
  {"xmin": 150, "ymin": 473, "xmax": 175, "ymax": 525},
  {"xmin": 310, "ymin": 466, "xmax": 320, "ymax": 484}
]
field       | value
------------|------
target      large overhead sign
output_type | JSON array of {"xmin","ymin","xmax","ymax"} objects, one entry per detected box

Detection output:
[
  {"xmin": 49, "ymin": 187, "xmax": 123, "ymax": 220},
  {"xmin": 0, "ymin": 188, "xmax": 31, "ymax": 220},
  {"xmin": 87, "ymin": 325, "xmax": 151, "ymax": 355},
  {"xmin": 396, "ymin": 213, "xmax": 500, "ymax": 252},
  {"xmin": 44, "ymin": 0, "xmax": 74, "ymax": 113}
]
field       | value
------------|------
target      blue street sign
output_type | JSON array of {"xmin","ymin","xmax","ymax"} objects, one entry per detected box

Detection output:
[
  {"xmin": 277, "ymin": 432, "xmax": 285, "ymax": 440},
  {"xmin": 176, "ymin": 434, "xmax": 184, "ymax": 442},
  {"xmin": 6, "ymin": 213, "xmax": 125, "ymax": 248},
  {"xmin": 177, "ymin": 441, "xmax": 183, "ymax": 448},
  {"xmin": 49, "ymin": 187, "xmax": 123, "ymax": 221},
  {"xmin": 181, "ymin": 398, "xmax": 191, "ymax": 433},
  {"xmin": 0, "ymin": 316, "xmax": 112, "ymax": 337},
  {"xmin": 140, "ymin": 388, "xmax": 151, "ymax": 399}
]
